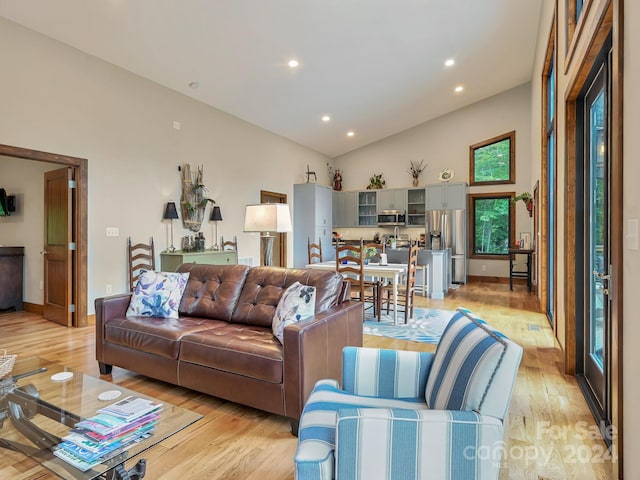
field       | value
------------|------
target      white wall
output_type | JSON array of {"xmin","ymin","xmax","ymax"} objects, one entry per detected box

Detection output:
[
  {"xmin": 0, "ymin": 18, "xmax": 331, "ymax": 314},
  {"xmin": 0, "ymin": 156, "xmax": 54, "ymax": 304},
  {"xmin": 333, "ymin": 83, "xmax": 533, "ymax": 278}
]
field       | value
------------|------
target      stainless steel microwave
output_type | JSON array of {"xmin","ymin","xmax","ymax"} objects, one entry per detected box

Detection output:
[{"xmin": 377, "ymin": 210, "xmax": 406, "ymax": 226}]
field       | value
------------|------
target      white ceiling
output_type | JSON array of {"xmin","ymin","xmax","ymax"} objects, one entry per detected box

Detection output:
[{"xmin": 0, "ymin": 0, "xmax": 543, "ymax": 158}]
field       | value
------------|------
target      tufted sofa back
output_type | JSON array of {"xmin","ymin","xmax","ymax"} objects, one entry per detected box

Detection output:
[{"xmin": 176, "ymin": 264, "xmax": 345, "ymax": 328}]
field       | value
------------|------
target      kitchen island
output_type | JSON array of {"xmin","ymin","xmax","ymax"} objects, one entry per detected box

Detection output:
[{"xmin": 385, "ymin": 247, "xmax": 451, "ymax": 299}]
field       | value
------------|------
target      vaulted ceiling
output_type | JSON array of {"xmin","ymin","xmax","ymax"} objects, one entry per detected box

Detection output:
[{"xmin": 0, "ymin": 0, "xmax": 543, "ymax": 158}]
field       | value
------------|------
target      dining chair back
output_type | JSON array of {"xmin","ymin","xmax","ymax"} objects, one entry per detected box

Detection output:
[
  {"xmin": 336, "ymin": 240, "xmax": 380, "ymax": 316},
  {"xmin": 128, "ymin": 237, "xmax": 155, "ymax": 292},
  {"xmin": 378, "ymin": 241, "xmax": 419, "ymax": 323},
  {"xmin": 308, "ymin": 238, "xmax": 323, "ymax": 264},
  {"xmin": 221, "ymin": 235, "xmax": 238, "ymax": 251}
]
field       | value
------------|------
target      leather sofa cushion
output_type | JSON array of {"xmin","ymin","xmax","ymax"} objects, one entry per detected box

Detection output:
[
  {"xmin": 232, "ymin": 267, "xmax": 343, "ymax": 328},
  {"xmin": 104, "ymin": 316, "xmax": 216, "ymax": 360},
  {"xmin": 177, "ymin": 264, "xmax": 250, "ymax": 321},
  {"xmin": 180, "ymin": 320, "xmax": 283, "ymax": 383}
]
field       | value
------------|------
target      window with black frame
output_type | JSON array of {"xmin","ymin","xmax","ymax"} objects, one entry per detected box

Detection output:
[{"xmin": 469, "ymin": 131, "xmax": 515, "ymax": 186}]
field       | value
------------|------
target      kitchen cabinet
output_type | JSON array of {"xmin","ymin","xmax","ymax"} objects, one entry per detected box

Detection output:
[
  {"xmin": 294, "ymin": 183, "xmax": 334, "ymax": 267},
  {"xmin": 377, "ymin": 188, "xmax": 407, "ymax": 211},
  {"xmin": 357, "ymin": 191, "xmax": 377, "ymax": 226},
  {"xmin": 426, "ymin": 182, "xmax": 467, "ymax": 210},
  {"xmin": 406, "ymin": 188, "xmax": 426, "ymax": 226},
  {"xmin": 160, "ymin": 250, "xmax": 238, "ymax": 272},
  {"xmin": 333, "ymin": 191, "xmax": 357, "ymax": 228}
]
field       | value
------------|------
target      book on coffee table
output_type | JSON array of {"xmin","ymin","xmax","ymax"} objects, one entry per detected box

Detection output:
[{"xmin": 97, "ymin": 396, "xmax": 162, "ymax": 421}]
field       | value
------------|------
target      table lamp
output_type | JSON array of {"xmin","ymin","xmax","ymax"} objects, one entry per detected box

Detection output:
[
  {"xmin": 163, "ymin": 202, "xmax": 179, "ymax": 252},
  {"xmin": 243, "ymin": 203, "xmax": 292, "ymax": 266},
  {"xmin": 209, "ymin": 205, "xmax": 223, "ymax": 250}
]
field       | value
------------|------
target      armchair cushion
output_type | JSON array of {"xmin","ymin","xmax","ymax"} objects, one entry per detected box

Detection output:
[{"xmin": 425, "ymin": 307, "xmax": 519, "ymax": 419}]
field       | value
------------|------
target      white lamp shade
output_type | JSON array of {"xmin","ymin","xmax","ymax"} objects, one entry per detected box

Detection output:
[{"xmin": 243, "ymin": 203, "xmax": 292, "ymax": 233}]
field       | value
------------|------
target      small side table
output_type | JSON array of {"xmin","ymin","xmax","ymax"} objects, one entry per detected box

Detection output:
[{"xmin": 509, "ymin": 248, "xmax": 534, "ymax": 292}]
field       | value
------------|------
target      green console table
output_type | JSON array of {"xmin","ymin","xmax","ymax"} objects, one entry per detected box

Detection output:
[{"xmin": 160, "ymin": 250, "xmax": 238, "ymax": 272}]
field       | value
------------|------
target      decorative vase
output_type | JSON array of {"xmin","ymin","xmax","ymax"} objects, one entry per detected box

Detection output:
[{"xmin": 412, "ymin": 177, "xmax": 419, "ymax": 187}]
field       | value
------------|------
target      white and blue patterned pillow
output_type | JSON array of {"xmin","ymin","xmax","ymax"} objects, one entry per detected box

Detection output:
[
  {"xmin": 272, "ymin": 281, "xmax": 316, "ymax": 343},
  {"xmin": 126, "ymin": 270, "xmax": 190, "ymax": 319}
]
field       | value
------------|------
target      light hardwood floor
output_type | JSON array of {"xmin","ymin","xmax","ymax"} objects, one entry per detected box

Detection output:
[{"xmin": 0, "ymin": 282, "xmax": 617, "ymax": 479}]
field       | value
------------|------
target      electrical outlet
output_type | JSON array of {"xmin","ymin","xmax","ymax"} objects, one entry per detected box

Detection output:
[
  {"xmin": 106, "ymin": 227, "xmax": 119, "ymax": 237},
  {"xmin": 106, "ymin": 284, "xmax": 112, "ymax": 294},
  {"xmin": 173, "ymin": 120, "xmax": 181, "ymax": 130},
  {"xmin": 481, "ymin": 265, "xmax": 487, "ymax": 272}
]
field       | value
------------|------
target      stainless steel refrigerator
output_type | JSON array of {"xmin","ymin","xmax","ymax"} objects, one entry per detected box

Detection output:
[{"xmin": 425, "ymin": 209, "xmax": 467, "ymax": 284}]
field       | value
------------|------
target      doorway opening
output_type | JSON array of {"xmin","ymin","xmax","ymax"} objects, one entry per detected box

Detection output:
[
  {"xmin": 260, "ymin": 190, "xmax": 288, "ymax": 267},
  {"xmin": 0, "ymin": 144, "xmax": 88, "ymax": 327}
]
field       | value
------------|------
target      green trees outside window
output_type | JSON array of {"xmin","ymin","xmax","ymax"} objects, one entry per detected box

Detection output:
[
  {"xmin": 469, "ymin": 193, "xmax": 515, "ymax": 258},
  {"xmin": 469, "ymin": 131, "xmax": 516, "ymax": 185}
]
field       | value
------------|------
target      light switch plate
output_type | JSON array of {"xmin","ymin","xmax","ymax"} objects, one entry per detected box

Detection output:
[{"xmin": 106, "ymin": 227, "xmax": 119, "ymax": 237}]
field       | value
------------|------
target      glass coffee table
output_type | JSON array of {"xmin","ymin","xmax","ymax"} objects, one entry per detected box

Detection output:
[{"xmin": 0, "ymin": 357, "xmax": 202, "ymax": 479}]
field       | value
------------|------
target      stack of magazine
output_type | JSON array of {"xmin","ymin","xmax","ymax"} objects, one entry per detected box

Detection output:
[{"xmin": 54, "ymin": 396, "xmax": 162, "ymax": 471}]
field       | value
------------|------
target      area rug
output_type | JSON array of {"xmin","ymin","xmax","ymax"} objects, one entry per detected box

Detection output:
[{"xmin": 363, "ymin": 308, "xmax": 456, "ymax": 344}]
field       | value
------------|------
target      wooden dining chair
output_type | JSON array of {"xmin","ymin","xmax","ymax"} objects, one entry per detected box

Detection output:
[
  {"xmin": 308, "ymin": 238, "xmax": 323, "ymax": 264},
  {"xmin": 128, "ymin": 237, "xmax": 155, "ymax": 291},
  {"xmin": 336, "ymin": 240, "xmax": 380, "ymax": 318},
  {"xmin": 221, "ymin": 235, "xmax": 238, "ymax": 251},
  {"xmin": 377, "ymin": 242, "xmax": 419, "ymax": 323}
]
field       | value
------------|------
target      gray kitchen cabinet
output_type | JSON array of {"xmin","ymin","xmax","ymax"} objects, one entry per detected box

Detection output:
[
  {"xmin": 333, "ymin": 191, "xmax": 357, "ymax": 228},
  {"xmin": 406, "ymin": 188, "xmax": 426, "ymax": 226},
  {"xmin": 426, "ymin": 182, "xmax": 468, "ymax": 210},
  {"xmin": 377, "ymin": 188, "xmax": 407, "ymax": 211},
  {"xmin": 357, "ymin": 190, "xmax": 377, "ymax": 226},
  {"xmin": 294, "ymin": 183, "xmax": 334, "ymax": 267}
]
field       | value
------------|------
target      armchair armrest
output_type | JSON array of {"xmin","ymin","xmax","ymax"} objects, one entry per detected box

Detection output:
[
  {"xmin": 94, "ymin": 293, "xmax": 132, "ymax": 364},
  {"xmin": 335, "ymin": 408, "xmax": 503, "ymax": 480},
  {"xmin": 282, "ymin": 300, "xmax": 364, "ymax": 422},
  {"xmin": 342, "ymin": 347, "xmax": 434, "ymax": 399}
]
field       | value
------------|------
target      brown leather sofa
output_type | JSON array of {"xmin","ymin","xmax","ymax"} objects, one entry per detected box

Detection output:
[{"xmin": 95, "ymin": 263, "xmax": 363, "ymax": 433}]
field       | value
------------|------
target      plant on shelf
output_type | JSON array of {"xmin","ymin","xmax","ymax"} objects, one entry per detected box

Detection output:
[
  {"xmin": 512, "ymin": 192, "xmax": 533, "ymax": 217},
  {"xmin": 408, "ymin": 159, "xmax": 427, "ymax": 187},
  {"xmin": 367, "ymin": 173, "xmax": 386, "ymax": 190}
]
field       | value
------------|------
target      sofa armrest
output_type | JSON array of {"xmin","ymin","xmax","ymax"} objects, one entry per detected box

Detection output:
[
  {"xmin": 94, "ymin": 293, "xmax": 132, "ymax": 363},
  {"xmin": 341, "ymin": 347, "xmax": 434, "ymax": 399},
  {"xmin": 335, "ymin": 408, "xmax": 503, "ymax": 480},
  {"xmin": 282, "ymin": 300, "xmax": 364, "ymax": 421}
]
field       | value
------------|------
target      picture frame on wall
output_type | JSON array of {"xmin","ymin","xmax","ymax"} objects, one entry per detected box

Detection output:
[{"xmin": 519, "ymin": 232, "xmax": 531, "ymax": 250}]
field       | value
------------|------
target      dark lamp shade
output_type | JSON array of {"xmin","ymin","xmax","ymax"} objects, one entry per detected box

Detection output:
[
  {"xmin": 163, "ymin": 202, "xmax": 179, "ymax": 220},
  {"xmin": 210, "ymin": 205, "xmax": 223, "ymax": 221}
]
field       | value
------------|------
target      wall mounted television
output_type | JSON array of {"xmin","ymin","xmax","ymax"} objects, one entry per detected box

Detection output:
[{"xmin": 0, "ymin": 189, "xmax": 15, "ymax": 217}]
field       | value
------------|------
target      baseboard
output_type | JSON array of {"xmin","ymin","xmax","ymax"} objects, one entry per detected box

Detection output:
[
  {"xmin": 467, "ymin": 275, "xmax": 527, "ymax": 285},
  {"xmin": 23, "ymin": 302, "xmax": 44, "ymax": 314},
  {"xmin": 87, "ymin": 314, "xmax": 96, "ymax": 325}
]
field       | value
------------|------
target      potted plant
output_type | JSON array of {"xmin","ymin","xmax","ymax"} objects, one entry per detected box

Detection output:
[
  {"xmin": 362, "ymin": 246, "xmax": 378, "ymax": 264},
  {"xmin": 367, "ymin": 173, "xmax": 386, "ymax": 190},
  {"xmin": 512, "ymin": 192, "xmax": 533, "ymax": 217}
]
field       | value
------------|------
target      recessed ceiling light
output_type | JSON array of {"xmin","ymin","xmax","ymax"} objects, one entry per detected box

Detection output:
[
  {"xmin": 188, "ymin": 82, "xmax": 199, "ymax": 89},
  {"xmin": 347, "ymin": 131, "xmax": 355, "ymax": 137},
  {"xmin": 455, "ymin": 85, "xmax": 464, "ymax": 93},
  {"xmin": 445, "ymin": 58, "xmax": 455, "ymax": 67},
  {"xmin": 288, "ymin": 59, "xmax": 299, "ymax": 68},
  {"xmin": 322, "ymin": 115, "xmax": 331, "ymax": 122}
]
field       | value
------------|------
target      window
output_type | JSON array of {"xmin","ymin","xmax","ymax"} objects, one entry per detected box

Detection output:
[
  {"xmin": 469, "ymin": 192, "xmax": 515, "ymax": 259},
  {"xmin": 469, "ymin": 131, "xmax": 516, "ymax": 186}
]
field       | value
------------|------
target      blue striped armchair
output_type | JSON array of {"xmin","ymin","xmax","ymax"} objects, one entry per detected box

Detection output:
[{"xmin": 294, "ymin": 308, "xmax": 523, "ymax": 480}]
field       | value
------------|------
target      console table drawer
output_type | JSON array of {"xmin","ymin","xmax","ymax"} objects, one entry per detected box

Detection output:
[{"xmin": 160, "ymin": 251, "xmax": 238, "ymax": 272}]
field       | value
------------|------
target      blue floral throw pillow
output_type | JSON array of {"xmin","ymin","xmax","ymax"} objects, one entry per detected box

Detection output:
[
  {"xmin": 126, "ymin": 270, "xmax": 190, "ymax": 319},
  {"xmin": 272, "ymin": 281, "xmax": 316, "ymax": 344}
]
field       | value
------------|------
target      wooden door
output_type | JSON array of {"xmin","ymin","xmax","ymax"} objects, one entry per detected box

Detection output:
[{"xmin": 44, "ymin": 167, "xmax": 73, "ymax": 326}]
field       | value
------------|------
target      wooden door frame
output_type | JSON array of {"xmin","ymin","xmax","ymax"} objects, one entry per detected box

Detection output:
[
  {"xmin": 0, "ymin": 144, "xmax": 88, "ymax": 328},
  {"xmin": 260, "ymin": 190, "xmax": 288, "ymax": 267},
  {"xmin": 562, "ymin": 0, "xmax": 622, "ymax": 473}
]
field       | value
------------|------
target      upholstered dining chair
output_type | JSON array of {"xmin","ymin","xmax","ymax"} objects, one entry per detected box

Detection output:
[
  {"xmin": 336, "ymin": 240, "xmax": 380, "ymax": 317},
  {"xmin": 308, "ymin": 238, "xmax": 323, "ymax": 264},
  {"xmin": 377, "ymin": 241, "xmax": 419, "ymax": 323},
  {"xmin": 294, "ymin": 307, "xmax": 523, "ymax": 480},
  {"xmin": 128, "ymin": 237, "xmax": 155, "ymax": 291},
  {"xmin": 221, "ymin": 235, "xmax": 238, "ymax": 251}
]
